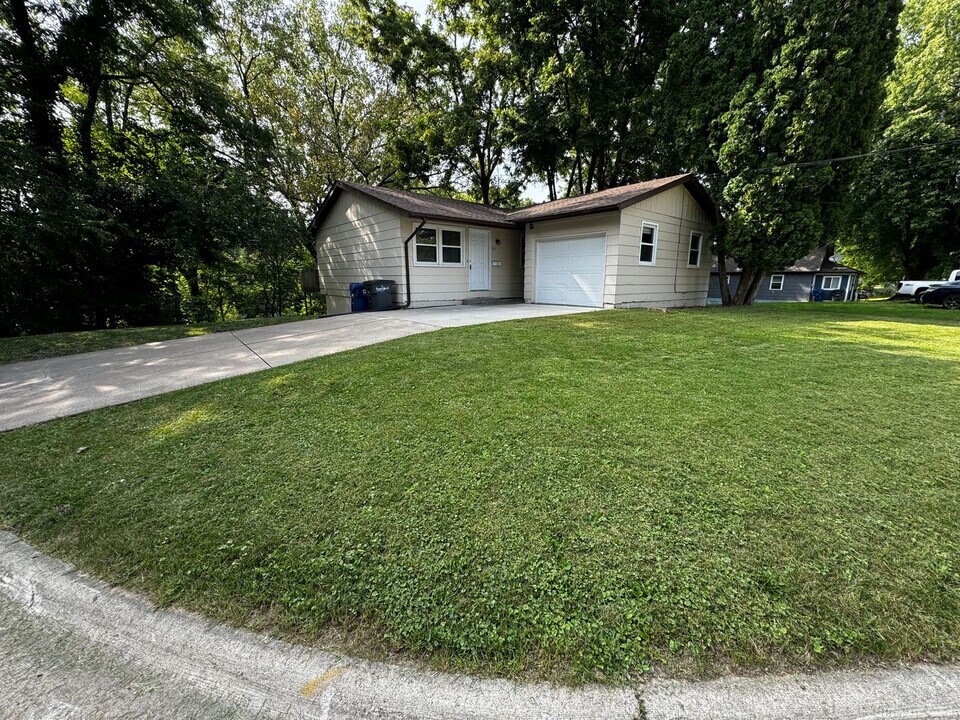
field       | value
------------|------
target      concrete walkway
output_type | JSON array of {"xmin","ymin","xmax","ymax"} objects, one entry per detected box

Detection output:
[
  {"xmin": 0, "ymin": 304, "xmax": 596, "ymax": 431},
  {"xmin": 2, "ymin": 533, "xmax": 958, "ymax": 719}
]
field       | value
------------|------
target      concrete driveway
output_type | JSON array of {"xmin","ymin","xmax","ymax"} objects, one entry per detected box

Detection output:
[{"xmin": 0, "ymin": 304, "xmax": 598, "ymax": 431}]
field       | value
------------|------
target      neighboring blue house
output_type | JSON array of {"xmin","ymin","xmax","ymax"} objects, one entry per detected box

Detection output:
[{"xmin": 708, "ymin": 246, "xmax": 861, "ymax": 303}]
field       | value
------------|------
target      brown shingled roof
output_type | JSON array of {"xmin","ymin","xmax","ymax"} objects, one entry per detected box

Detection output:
[
  {"xmin": 309, "ymin": 180, "xmax": 515, "ymax": 233},
  {"xmin": 507, "ymin": 174, "xmax": 716, "ymax": 223},
  {"xmin": 309, "ymin": 174, "xmax": 719, "ymax": 234}
]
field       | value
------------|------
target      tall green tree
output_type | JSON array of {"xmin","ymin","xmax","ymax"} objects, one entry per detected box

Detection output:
[
  {"xmin": 473, "ymin": 0, "xmax": 679, "ymax": 199},
  {"xmin": 842, "ymin": 0, "xmax": 960, "ymax": 282},
  {"xmin": 215, "ymin": 0, "xmax": 417, "ymax": 232},
  {"xmin": 660, "ymin": 0, "xmax": 902, "ymax": 304},
  {"xmin": 0, "ymin": 0, "xmax": 307, "ymax": 334},
  {"xmin": 347, "ymin": 0, "xmax": 520, "ymax": 205}
]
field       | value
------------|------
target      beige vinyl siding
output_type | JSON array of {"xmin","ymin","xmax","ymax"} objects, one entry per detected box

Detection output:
[
  {"xmin": 315, "ymin": 190, "xmax": 403, "ymax": 314},
  {"xmin": 614, "ymin": 185, "xmax": 714, "ymax": 308},
  {"xmin": 405, "ymin": 219, "xmax": 523, "ymax": 306},
  {"xmin": 523, "ymin": 212, "xmax": 620, "ymax": 306}
]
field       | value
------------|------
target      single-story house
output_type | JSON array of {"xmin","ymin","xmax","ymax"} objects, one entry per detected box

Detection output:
[
  {"xmin": 707, "ymin": 247, "xmax": 862, "ymax": 303},
  {"xmin": 309, "ymin": 173, "xmax": 718, "ymax": 314}
]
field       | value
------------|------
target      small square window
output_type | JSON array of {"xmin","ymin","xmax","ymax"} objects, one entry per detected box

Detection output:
[
  {"xmin": 822, "ymin": 276, "xmax": 842, "ymax": 290},
  {"xmin": 769, "ymin": 274, "xmax": 784, "ymax": 291},
  {"xmin": 688, "ymin": 233, "xmax": 702, "ymax": 267},
  {"xmin": 639, "ymin": 223, "xmax": 658, "ymax": 265}
]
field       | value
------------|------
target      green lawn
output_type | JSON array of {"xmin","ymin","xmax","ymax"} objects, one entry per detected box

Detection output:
[
  {"xmin": 0, "ymin": 315, "xmax": 310, "ymax": 365},
  {"xmin": 2, "ymin": 302, "xmax": 959, "ymax": 682}
]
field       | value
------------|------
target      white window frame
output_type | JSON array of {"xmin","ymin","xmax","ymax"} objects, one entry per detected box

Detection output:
[
  {"xmin": 822, "ymin": 275, "xmax": 843, "ymax": 291},
  {"xmin": 638, "ymin": 221, "xmax": 659, "ymax": 266},
  {"xmin": 413, "ymin": 224, "xmax": 465, "ymax": 267},
  {"xmin": 687, "ymin": 231, "xmax": 703, "ymax": 268},
  {"xmin": 769, "ymin": 274, "xmax": 785, "ymax": 291}
]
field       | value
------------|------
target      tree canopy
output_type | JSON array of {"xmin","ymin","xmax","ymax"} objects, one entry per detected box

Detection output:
[
  {"xmin": 1, "ymin": 0, "xmax": 951, "ymax": 331},
  {"xmin": 841, "ymin": 0, "xmax": 960, "ymax": 282},
  {"xmin": 0, "ymin": 0, "xmax": 411, "ymax": 334},
  {"xmin": 658, "ymin": 0, "xmax": 902, "ymax": 303}
]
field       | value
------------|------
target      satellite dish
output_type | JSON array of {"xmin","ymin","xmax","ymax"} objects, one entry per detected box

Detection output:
[{"xmin": 829, "ymin": 254, "xmax": 844, "ymax": 263}]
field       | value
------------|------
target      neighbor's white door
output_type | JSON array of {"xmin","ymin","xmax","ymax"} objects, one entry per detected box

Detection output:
[
  {"xmin": 468, "ymin": 229, "xmax": 491, "ymax": 291},
  {"xmin": 534, "ymin": 235, "xmax": 605, "ymax": 307}
]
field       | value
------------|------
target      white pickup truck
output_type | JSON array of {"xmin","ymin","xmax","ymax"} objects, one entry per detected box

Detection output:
[{"xmin": 896, "ymin": 269, "xmax": 960, "ymax": 300}]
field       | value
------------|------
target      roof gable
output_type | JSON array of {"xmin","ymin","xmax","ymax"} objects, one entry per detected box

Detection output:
[
  {"xmin": 507, "ymin": 174, "xmax": 718, "ymax": 224},
  {"xmin": 309, "ymin": 181, "xmax": 515, "ymax": 234}
]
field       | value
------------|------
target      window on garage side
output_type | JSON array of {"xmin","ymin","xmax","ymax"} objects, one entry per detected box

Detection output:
[
  {"xmin": 822, "ymin": 275, "xmax": 842, "ymax": 290},
  {"xmin": 687, "ymin": 232, "xmax": 703, "ymax": 267},
  {"xmin": 639, "ymin": 222, "xmax": 658, "ymax": 265},
  {"xmin": 769, "ymin": 274, "xmax": 784, "ymax": 291}
]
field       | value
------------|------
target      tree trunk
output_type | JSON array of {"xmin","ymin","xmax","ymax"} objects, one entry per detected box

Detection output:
[
  {"xmin": 79, "ymin": 76, "xmax": 102, "ymax": 173},
  {"xmin": 184, "ymin": 267, "xmax": 202, "ymax": 299},
  {"xmin": 722, "ymin": 266, "xmax": 764, "ymax": 306},
  {"xmin": 734, "ymin": 268, "xmax": 764, "ymax": 305},
  {"xmin": 717, "ymin": 250, "xmax": 732, "ymax": 306},
  {"xmin": 6, "ymin": 0, "xmax": 67, "ymax": 177}
]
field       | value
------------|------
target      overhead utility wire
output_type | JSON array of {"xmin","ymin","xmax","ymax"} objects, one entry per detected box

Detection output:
[{"xmin": 699, "ymin": 137, "xmax": 960, "ymax": 177}]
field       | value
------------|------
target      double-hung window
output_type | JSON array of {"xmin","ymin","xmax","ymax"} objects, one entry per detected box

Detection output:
[
  {"xmin": 822, "ymin": 275, "xmax": 842, "ymax": 291},
  {"xmin": 769, "ymin": 274, "xmax": 784, "ymax": 291},
  {"xmin": 440, "ymin": 230, "xmax": 462, "ymax": 264},
  {"xmin": 639, "ymin": 222, "xmax": 658, "ymax": 265},
  {"xmin": 415, "ymin": 226, "xmax": 463, "ymax": 266},
  {"xmin": 415, "ymin": 228, "xmax": 438, "ymax": 264},
  {"xmin": 687, "ymin": 232, "xmax": 703, "ymax": 268}
]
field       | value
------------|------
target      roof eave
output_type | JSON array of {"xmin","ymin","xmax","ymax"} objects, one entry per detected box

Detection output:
[
  {"xmin": 508, "ymin": 205, "xmax": 621, "ymax": 224},
  {"xmin": 308, "ymin": 183, "xmax": 346, "ymax": 236},
  {"xmin": 404, "ymin": 211, "xmax": 517, "ymax": 229}
]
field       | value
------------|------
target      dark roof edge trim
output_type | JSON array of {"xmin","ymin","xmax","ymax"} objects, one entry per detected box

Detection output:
[
  {"xmin": 615, "ymin": 175, "xmax": 720, "ymax": 225},
  {"xmin": 403, "ymin": 212, "xmax": 517, "ymax": 229},
  {"xmin": 512, "ymin": 205, "xmax": 622, "ymax": 225},
  {"xmin": 308, "ymin": 183, "xmax": 346, "ymax": 236},
  {"xmin": 311, "ymin": 175, "xmax": 721, "ymax": 235}
]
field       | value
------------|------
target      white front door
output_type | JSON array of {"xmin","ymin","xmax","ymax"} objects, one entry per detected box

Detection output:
[{"xmin": 468, "ymin": 229, "xmax": 491, "ymax": 291}]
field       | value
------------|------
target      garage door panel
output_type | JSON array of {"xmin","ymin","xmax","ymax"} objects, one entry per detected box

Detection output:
[{"xmin": 535, "ymin": 236, "xmax": 605, "ymax": 307}]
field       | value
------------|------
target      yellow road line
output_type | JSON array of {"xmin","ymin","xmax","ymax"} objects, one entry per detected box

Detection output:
[{"xmin": 300, "ymin": 665, "xmax": 350, "ymax": 698}]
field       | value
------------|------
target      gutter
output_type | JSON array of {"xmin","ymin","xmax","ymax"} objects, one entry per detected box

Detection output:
[{"xmin": 400, "ymin": 218, "xmax": 428, "ymax": 309}]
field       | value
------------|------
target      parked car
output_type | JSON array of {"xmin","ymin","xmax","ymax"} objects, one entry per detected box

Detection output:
[
  {"xmin": 919, "ymin": 281, "xmax": 960, "ymax": 309},
  {"xmin": 896, "ymin": 269, "xmax": 960, "ymax": 301}
]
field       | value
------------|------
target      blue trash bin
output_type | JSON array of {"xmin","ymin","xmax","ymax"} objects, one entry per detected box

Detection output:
[{"xmin": 349, "ymin": 282, "xmax": 369, "ymax": 312}]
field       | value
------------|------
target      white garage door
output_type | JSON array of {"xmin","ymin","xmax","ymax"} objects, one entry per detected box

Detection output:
[{"xmin": 535, "ymin": 235, "xmax": 606, "ymax": 307}]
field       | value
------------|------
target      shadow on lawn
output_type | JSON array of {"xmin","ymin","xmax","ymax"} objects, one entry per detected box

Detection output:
[
  {"xmin": 783, "ymin": 319, "xmax": 960, "ymax": 365},
  {"xmin": 740, "ymin": 302, "xmax": 960, "ymax": 330}
]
